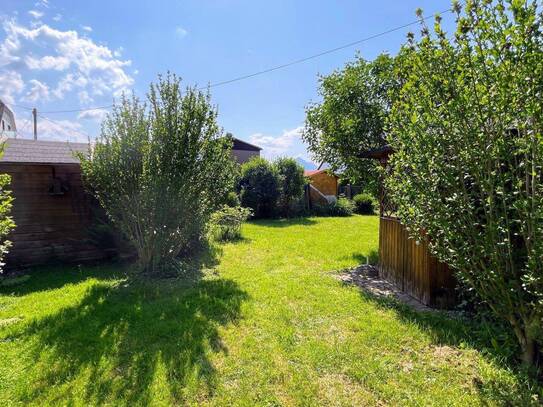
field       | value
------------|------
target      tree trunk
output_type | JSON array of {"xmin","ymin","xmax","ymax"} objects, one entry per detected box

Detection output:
[
  {"xmin": 520, "ymin": 336, "xmax": 536, "ymax": 367},
  {"xmin": 512, "ymin": 321, "xmax": 537, "ymax": 367}
]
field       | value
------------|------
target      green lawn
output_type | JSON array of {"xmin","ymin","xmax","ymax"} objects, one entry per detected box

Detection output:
[{"xmin": 0, "ymin": 216, "xmax": 538, "ymax": 406}]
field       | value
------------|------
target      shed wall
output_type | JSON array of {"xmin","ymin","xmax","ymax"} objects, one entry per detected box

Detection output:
[
  {"xmin": 309, "ymin": 172, "xmax": 338, "ymax": 196},
  {"xmin": 379, "ymin": 217, "xmax": 456, "ymax": 308},
  {"xmin": 0, "ymin": 163, "xmax": 104, "ymax": 269}
]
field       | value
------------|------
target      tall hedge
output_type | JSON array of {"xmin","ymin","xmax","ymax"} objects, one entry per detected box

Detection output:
[
  {"xmin": 80, "ymin": 74, "xmax": 236, "ymax": 274},
  {"xmin": 274, "ymin": 157, "xmax": 306, "ymax": 217},
  {"xmin": 386, "ymin": 1, "xmax": 543, "ymax": 366},
  {"xmin": 238, "ymin": 157, "xmax": 279, "ymax": 218}
]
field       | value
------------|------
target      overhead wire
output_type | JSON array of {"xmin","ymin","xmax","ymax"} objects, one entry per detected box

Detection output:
[
  {"xmin": 37, "ymin": 114, "xmax": 90, "ymax": 142},
  {"xmin": 6, "ymin": 6, "xmax": 453, "ymax": 115}
]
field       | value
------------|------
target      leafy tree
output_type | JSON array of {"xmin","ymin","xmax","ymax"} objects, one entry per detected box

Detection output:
[
  {"xmin": 238, "ymin": 157, "xmax": 279, "ymax": 218},
  {"xmin": 80, "ymin": 74, "xmax": 236, "ymax": 274},
  {"xmin": 274, "ymin": 157, "xmax": 306, "ymax": 217},
  {"xmin": 0, "ymin": 145, "xmax": 15, "ymax": 271},
  {"xmin": 302, "ymin": 53, "xmax": 398, "ymax": 193},
  {"xmin": 386, "ymin": 1, "xmax": 543, "ymax": 367}
]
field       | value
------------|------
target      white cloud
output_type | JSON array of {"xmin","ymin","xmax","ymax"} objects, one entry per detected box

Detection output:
[
  {"xmin": 250, "ymin": 126, "xmax": 303, "ymax": 156},
  {"xmin": 26, "ymin": 55, "xmax": 70, "ymax": 70},
  {"xmin": 23, "ymin": 79, "xmax": 49, "ymax": 102},
  {"xmin": 175, "ymin": 26, "xmax": 188, "ymax": 39},
  {"xmin": 0, "ymin": 70, "xmax": 25, "ymax": 104},
  {"xmin": 34, "ymin": 0, "xmax": 49, "ymax": 8},
  {"xmin": 249, "ymin": 126, "xmax": 316, "ymax": 163},
  {"xmin": 28, "ymin": 10, "xmax": 44, "ymax": 19},
  {"xmin": 35, "ymin": 118, "xmax": 88, "ymax": 142},
  {"xmin": 52, "ymin": 14, "xmax": 62, "ymax": 22},
  {"xmin": 0, "ymin": 19, "xmax": 134, "ymax": 104},
  {"xmin": 77, "ymin": 90, "xmax": 93, "ymax": 104},
  {"xmin": 14, "ymin": 116, "xmax": 88, "ymax": 143},
  {"xmin": 113, "ymin": 46, "xmax": 123, "ymax": 57},
  {"xmin": 81, "ymin": 25, "xmax": 92, "ymax": 32},
  {"xmin": 77, "ymin": 108, "xmax": 108, "ymax": 122}
]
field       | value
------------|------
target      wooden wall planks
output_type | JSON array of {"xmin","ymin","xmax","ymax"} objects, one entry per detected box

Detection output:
[
  {"xmin": 379, "ymin": 217, "xmax": 456, "ymax": 308},
  {"xmin": 0, "ymin": 163, "xmax": 105, "ymax": 269}
]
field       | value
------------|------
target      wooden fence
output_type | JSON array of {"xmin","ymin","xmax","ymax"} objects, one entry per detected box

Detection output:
[
  {"xmin": 379, "ymin": 216, "xmax": 456, "ymax": 308},
  {"xmin": 1, "ymin": 163, "xmax": 106, "ymax": 269}
]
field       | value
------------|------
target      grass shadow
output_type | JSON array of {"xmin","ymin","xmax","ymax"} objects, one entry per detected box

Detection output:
[
  {"xmin": 355, "ymin": 289, "xmax": 540, "ymax": 405},
  {"xmin": 1, "ymin": 242, "xmax": 224, "ymax": 297},
  {"xmin": 347, "ymin": 249, "xmax": 379, "ymax": 265},
  {"xmin": 0, "ymin": 264, "xmax": 125, "ymax": 297},
  {"xmin": 10, "ymin": 271, "xmax": 248, "ymax": 404},
  {"xmin": 249, "ymin": 217, "xmax": 317, "ymax": 228}
]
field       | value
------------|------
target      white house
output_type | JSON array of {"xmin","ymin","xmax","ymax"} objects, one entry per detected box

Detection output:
[{"xmin": 0, "ymin": 100, "xmax": 17, "ymax": 137}]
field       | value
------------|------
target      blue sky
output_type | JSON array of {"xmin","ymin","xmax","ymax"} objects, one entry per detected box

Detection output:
[{"xmin": 0, "ymin": 0, "xmax": 455, "ymax": 163}]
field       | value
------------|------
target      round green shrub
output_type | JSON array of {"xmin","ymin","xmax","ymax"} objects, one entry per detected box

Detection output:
[
  {"xmin": 312, "ymin": 198, "xmax": 355, "ymax": 217},
  {"xmin": 353, "ymin": 193, "xmax": 376, "ymax": 215},
  {"xmin": 210, "ymin": 205, "xmax": 252, "ymax": 241},
  {"xmin": 224, "ymin": 191, "xmax": 240, "ymax": 207},
  {"xmin": 238, "ymin": 157, "xmax": 280, "ymax": 218}
]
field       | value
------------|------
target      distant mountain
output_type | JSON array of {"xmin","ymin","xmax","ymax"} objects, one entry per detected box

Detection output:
[{"xmin": 295, "ymin": 157, "xmax": 317, "ymax": 170}]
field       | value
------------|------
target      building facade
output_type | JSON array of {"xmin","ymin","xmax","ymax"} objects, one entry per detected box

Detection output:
[{"xmin": 0, "ymin": 100, "xmax": 17, "ymax": 137}]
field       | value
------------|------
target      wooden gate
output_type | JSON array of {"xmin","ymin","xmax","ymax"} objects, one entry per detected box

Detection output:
[{"xmin": 379, "ymin": 217, "xmax": 456, "ymax": 308}]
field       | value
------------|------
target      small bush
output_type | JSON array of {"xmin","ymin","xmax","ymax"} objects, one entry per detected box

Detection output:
[
  {"xmin": 353, "ymin": 193, "xmax": 376, "ymax": 215},
  {"xmin": 329, "ymin": 198, "xmax": 355, "ymax": 216},
  {"xmin": 224, "ymin": 191, "xmax": 240, "ymax": 207},
  {"xmin": 210, "ymin": 206, "xmax": 252, "ymax": 241},
  {"xmin": 312, "ymin": 198, "xmax": 354, "ymax": 217}
]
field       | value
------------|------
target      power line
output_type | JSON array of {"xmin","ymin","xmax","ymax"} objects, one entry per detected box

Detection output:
[
  {"xmin": 40, "ymin": 105, "xmax": 113, "ymax": 114},
  {"xmin": 198, "ymin": 6, "xmax": 453, "ymax": 90},
  {"xmin": 17, "ymin": 117, "xmax": 31, "ymax": 136},
  {"xmin": 8, "ymin": 6, "xmax": 453, "ymax": 115},
  {"xmin": 37, "ymin": 114, "xmax": 90, "ymax": 141}
]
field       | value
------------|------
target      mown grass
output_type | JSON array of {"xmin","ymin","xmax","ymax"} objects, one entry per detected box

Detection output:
[{"xmin": 0, "ymin": 216, "xmax": 540, "ymax": 406}]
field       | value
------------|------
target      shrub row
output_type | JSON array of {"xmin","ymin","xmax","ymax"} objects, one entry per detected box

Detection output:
[{"xmin": 238, "ymin": 157, "xmax": 306, "ymax": 218}]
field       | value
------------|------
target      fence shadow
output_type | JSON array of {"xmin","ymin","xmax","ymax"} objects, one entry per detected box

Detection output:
[{"xmin": 16, "ymin": 275, "xmax": 248, "ymax": 404}]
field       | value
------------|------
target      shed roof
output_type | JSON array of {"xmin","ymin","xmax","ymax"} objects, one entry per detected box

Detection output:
[
  {"xmin": 0, "ymin": 138, "xmax": 89, "ymax": 164},
  {"xmin": 304, "ymin": 169, "xmax": 337, "ymax": 177}
]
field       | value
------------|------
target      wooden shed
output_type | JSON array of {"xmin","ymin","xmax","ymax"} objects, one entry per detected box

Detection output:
[
  {"xmin": 0, "ymin": 138, "xmax": 105, "ymax": 270},
  {"xmin": 305, "ymin": 169, "xmax": 338, "ymax": 205},
  {"xmin": 360, "ymin": 146, "xmax": 456, "ymax": 308}
]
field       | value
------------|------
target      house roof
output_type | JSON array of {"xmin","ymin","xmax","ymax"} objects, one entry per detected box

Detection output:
[
  {"xmin": 0, "ymin": 136, "xmax": 259, "ymax": 165},
  {"xmin": 0, "ymin": 138, "xmax": 89, "ymax": 164},
  {"xmin": 232, "ymin": 137, "xmax": 261, "ymax": 152},
  {"xmin": 304, "ymin": 169, "xmax": 337, "ymax": 177}
]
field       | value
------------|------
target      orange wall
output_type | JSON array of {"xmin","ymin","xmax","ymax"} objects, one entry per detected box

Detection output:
[{"xmin": 309, "ymin": 172, "xmax": 338, "ymax": 196}]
